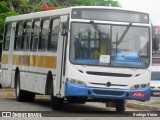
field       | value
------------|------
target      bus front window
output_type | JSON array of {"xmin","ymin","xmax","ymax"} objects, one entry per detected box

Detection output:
[{"xmin": 70, "ymin": 22, "xmax": 150, "ymax": 68}]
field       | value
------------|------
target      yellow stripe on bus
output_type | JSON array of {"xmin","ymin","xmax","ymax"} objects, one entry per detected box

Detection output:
[
  {"xmin": 2, "ymin": 54, "xmax": 8, "ymax": 64},
  {"xmin": 2, "ymin": 54, "xmax": 57, "ymax": 69}
]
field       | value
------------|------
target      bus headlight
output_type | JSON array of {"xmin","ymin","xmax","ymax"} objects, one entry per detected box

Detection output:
[
  {"xmin": 67, "ymin": 78, "xmax": 87, "ymax": 87},
  {"xmin": 130, "ymin": 83, "xmax": 149, "ymax": 90},
  {"xmin": 141, "ymin": 84, "xmax": 146, "ymax": 88}
]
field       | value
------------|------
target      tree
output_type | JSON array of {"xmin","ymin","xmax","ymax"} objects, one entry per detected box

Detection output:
[
  {"xmin": 57, "ymin": 0, "xmax": 121, "ymax": 7},
  {"xmin": 0, "ymin": 0, "xmax": 121, "ymax": 55},
  {"xmin": 0, "ymin": 1, "xmax": 18, "ymax": 54},
  {"xmin": 5, "ymin": 0, "xmax": 121, "ymax": 13}
]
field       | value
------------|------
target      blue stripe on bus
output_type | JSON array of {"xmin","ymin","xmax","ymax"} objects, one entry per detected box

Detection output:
[{"xmin": 65, "ymin": 82, "xmax": 150, "ymax": 101}]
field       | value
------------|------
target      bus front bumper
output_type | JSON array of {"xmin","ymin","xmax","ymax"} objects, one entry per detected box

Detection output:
[{"xmin": 65, "ymin": 82, "xmax": 150, "ymax": 101}]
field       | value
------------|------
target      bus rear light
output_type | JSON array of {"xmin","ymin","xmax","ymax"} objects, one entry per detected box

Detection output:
[{"xmin": 132, "ymin": 92, "xmax": 146, "ymax": 97}]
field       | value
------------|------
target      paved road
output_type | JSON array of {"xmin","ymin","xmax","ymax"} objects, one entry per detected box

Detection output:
[
  {"xmin": 151, "ymin": 96, "xmax": 160, "ymax": 100},
  {"xmin": 0, "ymin": 96, "xmax": 140, "ymax": 116},
  {"xmin": 0, "ymin": 96, "xmax": 160, "ymax": 119}
]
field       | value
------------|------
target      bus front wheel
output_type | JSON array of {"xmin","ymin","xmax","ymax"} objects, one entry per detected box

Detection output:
[
  {"xmin": 51, "ymin": 81, "xmax": 63, "ymax": 110},
  {"xmin": 115, "ymin": 100, "xmax": 126, "ymax": 112}
]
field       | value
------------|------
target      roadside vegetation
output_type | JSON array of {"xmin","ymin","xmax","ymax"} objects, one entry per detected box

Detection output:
[{"xmin": 0, "ymin": 0, "xmax": 120, "ymax": 56}]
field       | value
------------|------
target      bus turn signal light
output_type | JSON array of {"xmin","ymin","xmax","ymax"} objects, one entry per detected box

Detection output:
[{"xmin": 132, "ymin": 92, "xmax": 146, "ymax": 97}]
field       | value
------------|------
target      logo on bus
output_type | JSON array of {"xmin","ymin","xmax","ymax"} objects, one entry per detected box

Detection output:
[
  {"xmin": 132, "ymin": 92, "xmax": 146, "ymax": 97},
  {"xmin": 106, "ymin": 82, "xmax": 111, "ymax": 87}
]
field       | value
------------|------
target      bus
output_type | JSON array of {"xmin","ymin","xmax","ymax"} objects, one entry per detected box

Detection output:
[{"xmin": 1, "ymin": 6, "xmax": 152, "ymax": 111}]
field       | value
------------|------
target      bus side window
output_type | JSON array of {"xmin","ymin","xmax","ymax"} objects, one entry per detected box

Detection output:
[
  {"xmin": 3, "ymin": 23, "xmax": 11, "ymax": 51},
  {"xmin": 14, "ymin": 22, "xmax": 23, "ymax": 50},
  {"xmin": 39, "ymin": 19, "xmax": 50, "ymax": 51},
  {"xmin": 48, "ymin": 18, "xmax": 60, "ymax": 52},
  {"xmin": 30, "ymin": 20, "xmax": 40, "ymax": 51},
  {"xmin": 21, "ymin": 21, "xmax": 32, "ymax": 50}
]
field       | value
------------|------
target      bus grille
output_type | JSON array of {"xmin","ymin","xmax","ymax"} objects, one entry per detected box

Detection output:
[{"xmin": 93, "ymin": 90, "xmax": 124, "ymax": 96}]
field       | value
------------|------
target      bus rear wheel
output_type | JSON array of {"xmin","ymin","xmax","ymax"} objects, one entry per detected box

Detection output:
[
  {"xmin": 15, "ymin": 73, "xmax": 35, "ymax": 102},
  {"xmin": 115, "ymin": 100, "xmax": 126, "ymax": 112},
  {"xmin": 51, "ymin": 81, "xmax": 63, "ymax": 110},
  {"xmin": 15, "ymin": 73, "xmax": 26, "ymax": 102}
]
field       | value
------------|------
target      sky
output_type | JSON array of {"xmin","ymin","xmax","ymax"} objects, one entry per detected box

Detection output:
[{"xmin": 117, "ymin": 0, "xmax": 160, "ymax": 25}]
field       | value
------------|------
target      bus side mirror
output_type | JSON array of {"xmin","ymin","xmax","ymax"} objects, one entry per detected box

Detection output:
[
  {"xmin": 60, "ymin": 15, "xmax": 68, "ymax": 36},
  {"xmin": 153, "ymin": 36, "xmax": 159, "ymax": 53}
]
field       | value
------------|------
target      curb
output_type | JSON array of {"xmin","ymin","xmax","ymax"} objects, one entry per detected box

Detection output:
[
  {"xmin": 126, "ymin": 101, "xmax": 160, "ymax": 111},
  {"xmin": 0, "ymin": 88, "xmax": 15, "ymax": 97}
]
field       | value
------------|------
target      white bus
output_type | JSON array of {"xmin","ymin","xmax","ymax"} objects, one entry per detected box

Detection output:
[{"xmin": 1, "ymin": 6, "xmax": 152, "ymax": 111}]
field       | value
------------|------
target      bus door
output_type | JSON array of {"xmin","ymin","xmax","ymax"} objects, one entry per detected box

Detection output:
[{"xmin": 54, "ymin": 15, "xmax": 69, "ymax": 97}]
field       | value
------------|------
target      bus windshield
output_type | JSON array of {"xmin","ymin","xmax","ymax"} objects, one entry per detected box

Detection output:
[{"xmin": 70, "ymin": 22, "xmax": 150, "ymax": 68}]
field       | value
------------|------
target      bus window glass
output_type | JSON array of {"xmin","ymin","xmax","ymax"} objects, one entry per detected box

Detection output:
[
  {"xmin": 70, "ymin": 22, "xmax": 150, "ymax": 68},
  {"xmin": 111, "ymin": 26, "xmax": 149, "ymax": 68},
  {"xmin": 70, "ymin": 22, "xmax": 111, "ymax": 65},
  {"xmin": 4, "ymin": 23, "xmax": 11, "ymax": 50},
  {"xmin": 15, "ymin": 22, "xmax": 23, "ymax": 50},
  {"xmin": 48, "ymin": 18, "xmax": 60, "ymax": 52},
  {"xmin": 39, "ymin": 19, "xmax": 50, "ymax": 50},
  {"xmin": 31, "ymin": 20, "xmax": 40, "ymax": 51},
  {"xmin": 22, "ymin": 21, "xmax": 32, "ymax": 50}
]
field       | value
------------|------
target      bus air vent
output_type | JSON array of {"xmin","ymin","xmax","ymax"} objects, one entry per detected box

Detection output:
[
  {"xmin": 93, "ymin": 90, "xmax": 124, "ymax": 96},
  {"xmin": 86, "ymin": 71, "xmax": 132, "ymax": 77}
]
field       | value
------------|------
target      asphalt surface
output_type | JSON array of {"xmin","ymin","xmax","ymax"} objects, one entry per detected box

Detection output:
[
  {"xmin": 0, "ymin": 90, "xmax": 160, "ymax": 119},
  {"xmin": 0, "ymin": 96, "xmax": 139, "ymax": 114},
  {"xmin": 151, "ymin": 96, "xmax": 160, "ymax": 100}
]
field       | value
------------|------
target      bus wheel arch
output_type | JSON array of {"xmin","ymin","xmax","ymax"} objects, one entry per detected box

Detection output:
[
  {"xmin": 45, "ymin": 71, "xmax": 64, "ymax": 110},
  {"xmin": 15, "ymin": 68, "xmax": 35, "ymax": 102},
  {"xmin": 14, "ymin": 67, "xmax": 20, "ymax": 88},
  {"xmin": 45, "ymin": 71, "xmax": 53, "ymax": 95},
  {"xmin": 15, "ymin": 70, "xmax": 25, "ymax": 101},
  {"xmin": 50, "ymin": 78, "xmax": 63, "ymax": 110}
]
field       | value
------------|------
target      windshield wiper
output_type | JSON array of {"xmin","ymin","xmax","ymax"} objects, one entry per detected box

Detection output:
[
  {"xmin": 90, "ymin": 20, "xmax": 106, "ymax": 35},
  {"xmin": 116, "ymin": 22, "xmax": 132, "ymax": 46}
]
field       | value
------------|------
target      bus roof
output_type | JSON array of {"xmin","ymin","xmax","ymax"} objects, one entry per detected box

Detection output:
[
  {"xmin": 5, "ymin": 7, "xmax": 71, "ymax": 22},
  {"xmin": 5, "ymin": 6, "xmax": 149, "ymax": 22}
]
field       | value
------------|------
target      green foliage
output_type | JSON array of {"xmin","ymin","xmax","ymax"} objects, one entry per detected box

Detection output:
[
  {"xmin": 0, "ymin": 1, "xmax": 10, "ymax": 12},
  {"xmin": 0, "ymin": 1, "xmax": 18, "ymax": 52},
  {"xmin": 93, "ymin": 0, "xmax": 121, "ymax": 7},
  {"xmin": 19, "ymin": 3, "xmax": 32, "ymax": 13},
  {"xmin": 0, "ymin": 0, "xmax": 121, "ymax": 54},
  {"xmin": 58, "ymin": 0, "xmax": 121, "ymax": 7}
]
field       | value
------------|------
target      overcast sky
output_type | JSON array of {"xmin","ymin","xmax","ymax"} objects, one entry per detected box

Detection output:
[{"xmin": 117, "ymin": 0, "xmax": 160, "ymax": 25}]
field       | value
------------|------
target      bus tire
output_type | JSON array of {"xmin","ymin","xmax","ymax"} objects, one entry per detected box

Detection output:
[
  {"xmin": 15, "ymin": 73, "xmax": 26, "ymax": 102},
  {"xmin": 51, "ymin": 81, "xmax": 63, "ymax": 110},
  {"xmin": 115, "ymin": 100, "xmax": 126, "ymax": 112},
  {"xmin": 25, "ymin": 92, "xmax": 35, "ymax": 102},
  {"xmin": 15, "ymin": 73, "xmax": 35, "ymax": 102}
]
